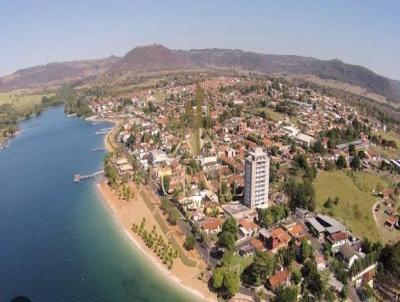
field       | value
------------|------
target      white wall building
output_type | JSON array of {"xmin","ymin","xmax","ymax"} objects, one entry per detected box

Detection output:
[{"xmin": 244, "ymin": 147, "xmax": 270, "ymax": 209}]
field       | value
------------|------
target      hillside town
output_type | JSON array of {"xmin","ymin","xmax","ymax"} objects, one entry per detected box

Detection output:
[{"xmin": 91, "ymin": 73, "xmax": 400, "ymax": 302}]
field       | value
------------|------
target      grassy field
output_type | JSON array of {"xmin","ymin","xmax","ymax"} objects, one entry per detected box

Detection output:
[
  {"xmin": 0, "ymin": 92, "xmax": 48, "ymax": 113},
  {"xmin": 371, "ymin": 130, "xmax": 400, "ymax": 158},
  {"xmin": 257, "ymin": 107, "xmax": 298, "ymax": 125},
  {"xmin": 230, "ymin": 255, "xmax": 254, "ymax": 274},
  {"xmin": 314, "ymin": 170, "xmax": 386, "ymax": 241}
]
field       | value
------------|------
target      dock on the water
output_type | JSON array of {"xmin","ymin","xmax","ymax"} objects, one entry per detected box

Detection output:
[
  {"xmin": 91, "ymin": 148, "xmax": 105, "ymax": 152},
  {"xmin": 74, "ymin": 170, "xmax": 104, "ymax": 183},
  {"xmin": 95, "ymin": 127, "xmax": 112, "ymax": 135}
]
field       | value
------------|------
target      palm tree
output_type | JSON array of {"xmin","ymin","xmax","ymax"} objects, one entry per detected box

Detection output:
[{"xmin": 273, "ymin": 249, "xmax": 284, "ymax": 272}]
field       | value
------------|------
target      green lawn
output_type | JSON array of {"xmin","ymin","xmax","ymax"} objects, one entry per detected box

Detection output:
[
  {"xmin": 256, "ymin": 108, "xmax": 286, "ymax": 122},
  {"xmin": 314, "ymin": 171, "xmax": 383, "ymax": 241},
  {"xmin": 230, "ymin": 255, "xmax": 254, "ymax": 274}
]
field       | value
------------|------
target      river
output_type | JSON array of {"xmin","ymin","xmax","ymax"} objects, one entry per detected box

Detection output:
[{"xmin": 0, "ymin": 107, "xmax": 200, "ymax": 302}]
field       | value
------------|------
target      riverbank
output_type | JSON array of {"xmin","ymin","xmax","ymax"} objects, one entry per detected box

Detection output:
[{"xmin": 98, "ymin": 119, "xmax": 216, "ymax": 302}]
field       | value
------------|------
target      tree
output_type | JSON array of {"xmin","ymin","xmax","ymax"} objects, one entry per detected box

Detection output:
[
  {"xmin": 217, "ymin": 231, "xmax": 236, "ymax": 251},
  {"xmin": 348, "ymin": 144, "xmax": 356, "ymax": 156},
  {"xmin": 212, "ymin": 267, "xmax": 224, "ymax": 289},
  {"xmin": 327, "ymin": 138, "xmax": 335, "ymax": 150},
  {"xmin": 324, "ymin": 197, "xmax": 334, "ymax": 208},
  {"xmin": 291, "ymin": 270, "xmax": 302, "ymax": 285},
  {"xmin": 219, "ymin": 181, "xmax": 231, "ymax": 204},
  {"xmin": 380, "ymin": 241, "xmax": 400, "ymax": 279},
  {"xmin": 275, "ymin": 286, "xmax": 298, "ymax": 302},
  {"xmin": 325, "ymin": 288, "xmax": 336, "ymax": 302},
  {"xmin": 286, "ymin": 179, "xmax": 316, "ymax": 211},
  {"xmin": 167, "ymin": 207, "xmax": 180, "ymax": 225},
  {"xmin": 195, "ymin": 84, "xmax": 204, "ymax": 130},
  {"xmin": 162, "ymin": 175, "xmax": 171, "ymax": 194},
  {"xmin": 312, "ymin": 139, "xmax": 325, "ymax": 154},
  {"xmin": 334, "ymin": 196, "xmax": 340, "ymax": 206},
  {"xmin": 350, "ymin": 155, "xmax": 361, "ymax": 170},
  {"xmin": 161, "ymin": 197, "xmax": 172, "ymax": 212},
  {"xmin": 248, "ymin": 252, "xmax": 274, "ymax": 285},
  {"xmin": 223, "ymin": 271, "xmax": 240, "ymax": 298},
  {"xmin": 301, "ymin": 260, "xmax": 325, "ymax": 299},
  {"xmin": 184, "ymin": 235, "xmax": 196, "ymax": 250},
  {"xmin": 221, "ymin": 217, "xmax": 238, "ymax": 238},
  {"xmin": 336, "ymin": 155, "xmax": 347, "ymax": 169},
  {"xmin": 299, "ymin": 239, "xmax": 313, "ymax": 263}
]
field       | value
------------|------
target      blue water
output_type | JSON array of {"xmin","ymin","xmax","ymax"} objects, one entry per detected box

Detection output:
[{"xmin": 0, "ymin": 107, "xmax": 200, "ymax": 302}]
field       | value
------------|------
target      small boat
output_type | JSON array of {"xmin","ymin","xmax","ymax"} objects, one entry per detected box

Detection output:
[{"xmin": 74, "ymin": 174, "xmax": 81, "ymax": 183}]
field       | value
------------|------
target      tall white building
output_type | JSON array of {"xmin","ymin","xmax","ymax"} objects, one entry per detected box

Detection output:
[{"xmin": 244, "ymin": 147, "xmax": 270, "ymax": 209}]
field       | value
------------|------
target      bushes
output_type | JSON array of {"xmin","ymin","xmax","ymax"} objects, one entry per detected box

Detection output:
[{"xmin": 184, "ymin": 235, "xmax": 196, "ymax": 250}]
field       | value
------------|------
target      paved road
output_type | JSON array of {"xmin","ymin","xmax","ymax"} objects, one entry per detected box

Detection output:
[
  {"xmin": 372, "ymin": 201, "xmax": 379, "ymax": 225},
  {"xmin": 349, "ymin": 286, "xmax": 362, "ymax": 302},
  {"xmin": 177, "ymin": 218, "xmax": 218, "ymax": 268}
]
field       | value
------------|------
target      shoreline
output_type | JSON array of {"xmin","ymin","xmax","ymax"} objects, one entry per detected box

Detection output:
[
  {"xmin": 97, "ymin": 120, "xmax": 216, "ymax": 302},
  {"xmin": 96, "ymin": 182, "xmax": 215, "ymax": 302}
]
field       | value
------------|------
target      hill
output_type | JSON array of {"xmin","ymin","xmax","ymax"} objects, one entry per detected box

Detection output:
[
  {"xmin": 1, "ymin": 44, "xmax": 399, "ymax": 102},
  {"xmin": 0, "ymin": 56, "xmax": 119, "ymax": 91}
]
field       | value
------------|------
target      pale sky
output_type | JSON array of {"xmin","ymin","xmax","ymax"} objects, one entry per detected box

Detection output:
[{"xmin": 1, "ymin": 0, "xmax": 399, "ymax": 80}]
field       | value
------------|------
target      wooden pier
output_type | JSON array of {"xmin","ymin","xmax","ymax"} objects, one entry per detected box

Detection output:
[{"xmin": 74, "ymin": 170, "xmax": 104, "ymax": 183}]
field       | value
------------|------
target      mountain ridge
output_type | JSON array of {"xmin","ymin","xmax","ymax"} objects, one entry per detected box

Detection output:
[{"xmin": 1, "ymin": 44, "xmax": 399, "ymax": 102}]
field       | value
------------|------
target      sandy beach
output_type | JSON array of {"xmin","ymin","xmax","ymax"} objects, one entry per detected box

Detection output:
[
  {"xmin": 98, "ymin": 123, "xmax": 217, "ymax": 302},
  {"xmin": 97, "ymin": 181, "xmax": 216, "ymax": 302}
]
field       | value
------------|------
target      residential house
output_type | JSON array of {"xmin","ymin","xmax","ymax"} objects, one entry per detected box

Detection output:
[
  {"xmin": 327, "ymin": 232, "xmax": 349, "ymax": 254},
  {"xmin": 265, "ymin": 227, "xmax": 291, "ymax": 253},
  {"xmin": 239, "ymin": 219, "xmax": 259, "ymax": 238},
  {"xmin": 200, "ymin": 218, "xmax": 223, "ymax": 235},
  {"xmin": 295, "ymin": 133, "xmax": 315, "ymax": 148},
  {"xmin": 339, "ymin": 243, "xmax": 360, "ymax": 269},
  {"xmin": 267, "ymin": 269, "xmax": 290, "ymax": 290},
  {"xmin": 250, "ymin": 238, "xmax": 266, "ymax": 253},
  {"xmin": 286, "ymin": 224, "xmax": 306, "ymax": 240}
]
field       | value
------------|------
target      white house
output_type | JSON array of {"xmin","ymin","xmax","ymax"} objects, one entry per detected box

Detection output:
[
  {"xmin": 327, "ymin": 232, "xmax": 349, "ymax": 254},
  {"xmin": 281, "ymin": 125, "xmax": 300, "ymax": 137},
  {"xmin": 339, "ymin": 243, "xmax": 360, "ymax": 269},
  {"xmin": 149, "ymin": 149, "xmax": 167, "ymax": 165},
  {"xmin": 295, "ymin": 133, "xmax": 315, "ymax": 148}
]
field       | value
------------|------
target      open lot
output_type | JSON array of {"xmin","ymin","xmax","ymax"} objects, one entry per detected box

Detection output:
[{"xmin": 315, "ymin": 171, "xmax": 384, "ymax": 241}]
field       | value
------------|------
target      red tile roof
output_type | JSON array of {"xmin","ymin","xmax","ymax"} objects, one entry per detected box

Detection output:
[
  {"xmin": 386, "ymin": 215, "xmax": 397, "ymax": 226},
  {"xmin": 271, "ymin": 227, "xmax": 291, "ymax": 243},
  {"xmin": 250, "ymin": 238, "xmax": 265, "ymax": 252},
  {"xmin": 287, "ymin": 224, "xmax": 305, "ymax": 238},
  {"xmin": 239, "ymin": 219, "xmax": 258, "ymax": 232},
  {"xmin": 328, "ymin": 231, "xmax": 348, "ymax": 243},
  {"xmin": 201, "ymin": 218, "xmax": 222, "ymax": 231},
  {"xmin": 268, "ymin": 269, "xmax": 290, "ymax": 289}
]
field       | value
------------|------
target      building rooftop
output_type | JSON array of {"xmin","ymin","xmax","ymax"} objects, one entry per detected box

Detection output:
[
  {"xmin": 339, "ymin": 243, "xmax": 357, "ymax": 260},
  {"xmin": 315, "ymin": 214, "xmax": 346, "ymax": 234},
  {"xmin": 223, "ymin": 203, "xmax": 252, "ymax": 216},
  {"xmin": 200, "ymin": 218, "xmax": 222, "ymax": 231},
  {"xmin": 306, "ymin": 217, "xmax": 325, "ymax": 233},
  {"xmin": 268, "ymin": 269, "xmax": 290, "ymax": 289},
  {"xmin": 328, "ymin": 231, "xmax": 348, "ymax": 243}
]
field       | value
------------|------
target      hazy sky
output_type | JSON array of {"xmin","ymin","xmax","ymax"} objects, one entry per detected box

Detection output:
[{"xmin": 1, "ymin": 1, "xmax": 399, "ymax": 80}]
